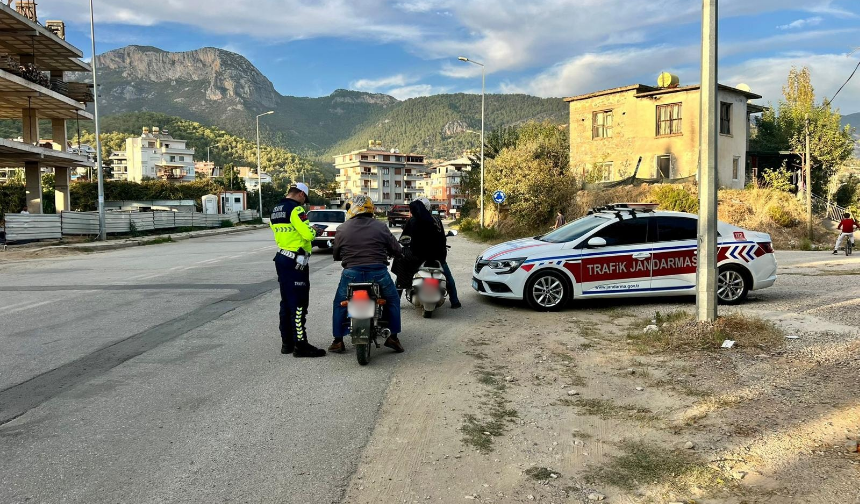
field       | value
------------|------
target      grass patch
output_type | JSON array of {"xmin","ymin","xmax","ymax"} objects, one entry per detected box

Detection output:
[
  {"xmin": 461, "ymin": 365, "xmax": 518, "ymax": 453},
  {"xmin": 525, "ymin": 467, "xmax": 559, "ymax": 481},
  {"xmin": 140, "ymin": 236, "xmax": 173, "ymax": 246},
  {"xmin": 583, "ymin": 442, "xmax": 729, "ymax": 494},
  {"xmin": 627, "ymin": 311, "xmax": 784, "ymax": 353},
  {"xmin": 559, "ymin": 398, "xmax": 658, "ymax": 425}
]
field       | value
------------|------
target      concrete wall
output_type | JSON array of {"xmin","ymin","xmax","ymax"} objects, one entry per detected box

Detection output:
[{"xmin": 568, "ymin": 88, "xmax": 749, "ymax": 188}]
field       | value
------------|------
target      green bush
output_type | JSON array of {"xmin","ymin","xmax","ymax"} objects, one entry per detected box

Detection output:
[
  {"xmin": 767, "ymin": 204, "xmax": 798, "ymax": 227},
  {"xmin": 761, "ymin": 168, "xmax": 793, "ymax": 192},
  {"xmin": 649, "ymin": 185, "xmax": 698, "ymax": 213},
  {"xmin": 459, "ymin": 217, "xmax": 479, "ymax": 233},
  {"xmin": 220, "ymin": 219, "xmax": 235, "ymax": 228}
]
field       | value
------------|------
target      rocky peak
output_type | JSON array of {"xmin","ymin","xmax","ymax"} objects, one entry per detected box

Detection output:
[{"xmin": 94, "ymin": 45, "xmax": 279, "ymax": 110}]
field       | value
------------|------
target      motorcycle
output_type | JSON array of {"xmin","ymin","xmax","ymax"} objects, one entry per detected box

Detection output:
[
  {"xmin": 401, "ymin": 231, "xmax": 457, "ymax": 318},
  {"xmin": 341, "ymin": 282, "xmax": 390, "ymax": 366}
]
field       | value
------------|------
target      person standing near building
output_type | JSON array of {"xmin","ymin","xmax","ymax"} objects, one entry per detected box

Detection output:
[{"xmin": 271, "ymin": 183, "xmax": 327, "ymax": 358}]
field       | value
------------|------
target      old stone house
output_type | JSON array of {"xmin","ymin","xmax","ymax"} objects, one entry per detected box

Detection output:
[{"xmin": 565, "ymin": 83, "xmax": 763, "ymax": 189}]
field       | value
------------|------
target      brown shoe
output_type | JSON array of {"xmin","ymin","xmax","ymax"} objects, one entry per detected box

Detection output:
[
  {"xmin": 384, "ymin": 335, "xmax": 405, "ymax": 353},
  {"xmin": 328, "ymin": 339, "xmax": 346, "ymax": 353}
]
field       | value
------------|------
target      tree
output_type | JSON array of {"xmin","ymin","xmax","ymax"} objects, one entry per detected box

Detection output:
[
  {"xmin": 752, "ymin": 66, "xmax": 855, "ymax": 193},
  {"xmin": 483, "ymin": 121, "xmax": 576, "ymax": 229}
]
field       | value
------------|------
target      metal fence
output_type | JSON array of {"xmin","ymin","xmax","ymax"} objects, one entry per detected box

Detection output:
[{"xmin": 3, "ymin": 210, "xmax": 260, "ymax": 243}]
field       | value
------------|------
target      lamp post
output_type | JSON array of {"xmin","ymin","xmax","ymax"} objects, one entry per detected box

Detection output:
[
  {"xmin": 256, "ymin": 111, "xmax": 274, "ymax": 217},
  {"xmin": 458, "ymin": 56, "xmax": 485, "ymax": 228},
  {"xmin": 89, "ymin": 0, "xmax": 106, "ymax": 241}
]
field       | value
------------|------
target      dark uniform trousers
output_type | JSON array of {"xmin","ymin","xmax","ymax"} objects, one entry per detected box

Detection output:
[{"xmin": 274, "ymin": 253, "xmax": 311, "ymax": 345}]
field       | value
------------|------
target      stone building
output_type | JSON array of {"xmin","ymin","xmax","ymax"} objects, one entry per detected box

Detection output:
[{"xmin": 565, "ymin": 82, "xmax": 762, "ymax": 189}]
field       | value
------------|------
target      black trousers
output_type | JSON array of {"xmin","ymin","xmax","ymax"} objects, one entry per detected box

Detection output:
[{"xmin": 274, "ymin": 253, "xmax": 310, "ymax": 344}]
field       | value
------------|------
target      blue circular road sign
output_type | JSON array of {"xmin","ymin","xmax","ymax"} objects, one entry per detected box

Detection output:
[{"xmin": 492, "ymin": 190, "xmax": 507, "ymax": 204}]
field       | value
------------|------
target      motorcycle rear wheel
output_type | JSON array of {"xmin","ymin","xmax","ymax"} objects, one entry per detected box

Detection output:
[
  {"xmin": 356, "ymin": 343, "xmax": 371, "ymax": 365},
  {"xmin": 423, "ymin": 309, "xmax": 433, "ymax": 318}
]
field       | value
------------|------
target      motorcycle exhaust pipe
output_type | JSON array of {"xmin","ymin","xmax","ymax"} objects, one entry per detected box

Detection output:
[{"xmin": 380, "ymin": 328, "xmax": 392, "ymax": 338}]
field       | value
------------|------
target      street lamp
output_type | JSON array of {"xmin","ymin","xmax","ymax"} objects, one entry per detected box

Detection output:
[
  {"xmin": 89, "ymin": 0, "xmax": 106, "ymax": 241},
  {"xmin": 256, "ymin": 111, "xmax": 274, "ymax": 218},
  {"xmin": 458, "ymin": 56, "xmax": 485, "ymax": 228}
]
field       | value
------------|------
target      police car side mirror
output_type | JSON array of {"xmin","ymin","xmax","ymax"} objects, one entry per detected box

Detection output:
[{"xmin": 586, "ymin": 237, "xmax": 607, "ymax": 248}]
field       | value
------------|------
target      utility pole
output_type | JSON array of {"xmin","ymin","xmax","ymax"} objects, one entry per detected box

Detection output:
[
  {"xmin": 805, "ymin": 113, "xmax": 812, "ymax": 240},
  {"xmin": 89, "ymin": 0, "xmax": 106, "ymax": 241},
  {"xmin": 696, "ymin": 0, "xmax": 718, "ymax": 322}
]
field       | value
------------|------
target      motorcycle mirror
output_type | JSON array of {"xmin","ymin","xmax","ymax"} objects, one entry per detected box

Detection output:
[{"xmin": 446, "ymin": 230, "xmax": 458, "ymax": 237}]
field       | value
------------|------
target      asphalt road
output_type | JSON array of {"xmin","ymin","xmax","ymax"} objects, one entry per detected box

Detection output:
[
  {"xmin": 0, "ymin": 227, "xmax": 436, "ymax": 504},
  {"xmin": 2, "ymin": 228, "xmax": 857, "ymax": 504}
]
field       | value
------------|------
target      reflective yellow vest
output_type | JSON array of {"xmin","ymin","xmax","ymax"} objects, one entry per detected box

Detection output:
[{"xmin": 270, "ymin": 199, "xmax": 316, "ymax": 254}]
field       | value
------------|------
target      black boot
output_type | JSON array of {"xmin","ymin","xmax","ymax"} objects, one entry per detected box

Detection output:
[
  {"xmin": 281, "ymin": 341, "xmax": 294, "ymax": 355},
  {"xmin": 294, "ymin": 340, "xmax": 326, "ymax": 358}
]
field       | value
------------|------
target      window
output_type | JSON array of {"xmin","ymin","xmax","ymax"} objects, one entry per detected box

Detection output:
[
  {"xmin": 178, "ymin": 156, "xmax": 184, "ymax": 162},
  {"xmin": 656, "ymin": 155, "xmax": 671, "ymax": 179},
  {"xmin": 656, "ymin": 217, "xmax": 697, "ymax": 242},
  {"xmin": 395, "ymin": 181, "xmax": 402, "ymax": 188},
  {"xmin": 383, "ymin": 155, "xmax": 390, "ymax": 161},
  {"xmin": 720, "ymin": 102, "xmax": 732, "ymax": 135},
  {"xmin": 656, "ymin": 103, "xmax": 682, "ymax": 136},
  {"xmin": 383, "ymin": 192, "xmax": 391, "ymax": 200},
  {"xmin": 732, "ymin": 156, "xmax": 740, "ymax": 181},
  {"xmin": 540, "ymin": 215, "xmax": 608, "ymax": 244},
  {"xmin": 383, "ymin": 179, "xmax": 390, "ymax": 187},
  {"xmin": 169, "ymin": 156, "xmax": 176, "ymax": 162},
  {"xmin": 395, "ymin": 193, "xmax": 402, "ymax": 200},
  {"xmin": 234, "ymin": 197, "xmax": 241, "ymax": 203},
  {"xmin": 593, "ymin": 218, "xmax": 650, "ymax": 246},
  {"xmin": 307, "ymin": 210, "xmax": 346, "ymax": 223},
  {"xmin": 594, "ymin": 161, "xmax": 613, "ymax": 181},
  {"xmin": 395, "ymin": 168, "xmax": 402, "ymax": 175},
  {"xmin": 164, "ymin": 143, "xmax": 170, "ymax": 148},
  {"xmin": 592, "ymin": 110, "xmax": 613, "ymax": 139},
  {"xmin": 382, "ymin": 168, "xmax": 390, "ymax": 175}
]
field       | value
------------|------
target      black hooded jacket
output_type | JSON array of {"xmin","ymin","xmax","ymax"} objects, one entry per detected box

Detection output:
[{"xmin": 401, "ymin": 200, "xmax": 447, "ymax": 262}]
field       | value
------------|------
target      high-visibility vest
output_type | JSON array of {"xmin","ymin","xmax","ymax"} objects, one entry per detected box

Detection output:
[{"xmin": 270, "ymin": 198, "xmax": 316, "ymax": 254}]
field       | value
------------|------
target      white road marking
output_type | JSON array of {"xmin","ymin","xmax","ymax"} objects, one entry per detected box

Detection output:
[{"xmin": 0, "ymin": 299, "xmax": 53, "ymax": 316}]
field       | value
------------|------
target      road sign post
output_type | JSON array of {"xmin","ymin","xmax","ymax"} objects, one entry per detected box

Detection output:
[{"xmin": 492, "ymin": 190, "xmax": 506, "ymax": 226}]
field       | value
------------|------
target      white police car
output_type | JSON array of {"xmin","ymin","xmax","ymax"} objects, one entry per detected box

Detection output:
[{"xmin": 472, "ymin": 204, "xmax": 777, "ymax": 311}]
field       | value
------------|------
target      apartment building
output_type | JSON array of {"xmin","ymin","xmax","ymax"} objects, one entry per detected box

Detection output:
[
  {"xmin": 116, "ymin": 127, "xmax": 196, "ymax": 183},
  {"xmin": 425, "ymin": 156, "xmax": 471, "ymax": 215},
  {"xmin": 565, "ymin": 79, "xmax": 762, "ymax": 189},
  {"xmin": 334, "ymin": 141, "xmax": 428, "ymax": 209}
]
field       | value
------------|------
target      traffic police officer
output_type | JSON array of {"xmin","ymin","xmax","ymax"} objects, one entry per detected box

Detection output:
[{"xmin": 270, "ymin": 183, "xmax": 326, "ymax": 358}]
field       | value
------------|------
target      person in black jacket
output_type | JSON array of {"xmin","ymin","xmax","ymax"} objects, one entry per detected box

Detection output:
[{"xmin": 399, "ymin": 198, "xmax": 461, "ymax": 308}]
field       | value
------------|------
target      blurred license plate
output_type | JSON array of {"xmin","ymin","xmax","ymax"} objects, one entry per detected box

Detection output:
[{"xmin": 472, "ymin": 279, "xmax": 479, "ymax": 290}]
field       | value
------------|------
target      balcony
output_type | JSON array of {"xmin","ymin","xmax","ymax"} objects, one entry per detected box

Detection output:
[
  {"xmin": 0, "ymin": 68, "xmax": 92, "ymax": 120},
  {"xmin": 404, "ymin": 186, "xmax": 422, "ymax": 193}
]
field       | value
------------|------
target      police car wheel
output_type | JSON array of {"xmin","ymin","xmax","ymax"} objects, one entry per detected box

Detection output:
[
  {"xmin": 717, "ymin": 265, "xmax": 749, "ymax": 305},
  {"xmin": 525, "ymin": 270, "xmax": 569, "ymax": 312}
]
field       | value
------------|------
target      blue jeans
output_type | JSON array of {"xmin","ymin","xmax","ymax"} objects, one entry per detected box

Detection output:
[
  {"xmin": 441, "ymin": 262, "xmax": 459, "ymax": 304},
  {"xmin": 332, "ymin": 265, "xmax": 402, "ymax": 338}
]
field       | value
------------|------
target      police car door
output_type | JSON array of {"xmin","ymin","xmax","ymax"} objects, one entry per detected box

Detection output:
[
  {"xmin": 650, "ymin": 216, "xmax": 698, "ymax": 293},
  {"xmin": 578, "ymin": 216, "xmax": 652, "ymax": 296}
]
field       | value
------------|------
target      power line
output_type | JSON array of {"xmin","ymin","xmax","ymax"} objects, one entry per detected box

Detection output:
[{"xmin": 827, "ymin": 58, "xmax": 860, "ymax": 105}]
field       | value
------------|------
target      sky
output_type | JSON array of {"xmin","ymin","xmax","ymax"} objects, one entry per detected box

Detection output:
[{"xmin": 43, "ymin": 0, "xmax": 860, "ymax": 114}]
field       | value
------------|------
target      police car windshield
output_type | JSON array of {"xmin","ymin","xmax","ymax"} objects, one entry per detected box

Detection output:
[
  {"xmin": 308, "ymin": 211, "xmax": 346, "ymax": 223},
  {"xmin": 539, "ymin": 215, "xmax": 609, "ymax": 243}
]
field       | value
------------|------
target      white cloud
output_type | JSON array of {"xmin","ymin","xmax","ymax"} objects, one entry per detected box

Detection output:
[
  {"xmin": 778, "ymin": 17, "xmax": 823, "ymax": 30},
  {"xmin": 351, "ymin": 74, "xmax": 415, "ymax": 92},
  {"xmin": 387, "ymin": 84, "xmax": 449, "ymax": 100},
  {"xmin": 722, "ymin": 53, "xmax": 860, "ymax": 113}
]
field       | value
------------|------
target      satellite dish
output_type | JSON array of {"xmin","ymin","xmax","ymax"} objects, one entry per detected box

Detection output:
[{"xmin": 736, "ymin": 83, "xmax": 752, "ymax": 93}]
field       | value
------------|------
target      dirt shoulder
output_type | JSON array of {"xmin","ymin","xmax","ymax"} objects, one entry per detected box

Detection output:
[{"xmin": 342, "ymin": 249, "xmax": 860, "ymax": 504}]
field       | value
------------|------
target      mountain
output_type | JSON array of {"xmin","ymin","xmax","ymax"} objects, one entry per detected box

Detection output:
[{"xmin": 71, "ymin": 45, "xmax": 567, "ymax": 160}]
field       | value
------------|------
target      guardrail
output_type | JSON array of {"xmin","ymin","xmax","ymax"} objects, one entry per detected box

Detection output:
[
  {"xmin": 3, "ymin": 210, "xmax": 260, "ymax": 243},
  {"xmin": 811, "ymin": 194, "xmax": 846, "ymax": 222}
]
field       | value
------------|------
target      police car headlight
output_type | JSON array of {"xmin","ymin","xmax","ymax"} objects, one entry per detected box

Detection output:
[{"xmin": 488, "ymin": 257, "xmax": 526, "ymax": 274}]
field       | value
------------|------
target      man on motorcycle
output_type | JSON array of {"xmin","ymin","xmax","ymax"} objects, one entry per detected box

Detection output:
[
  {"xmin": 399, "ymin": 198, "xmax": 461, "ymax": 309},
  {"xmin": 329, "ymin": 195, "xmax": 404, "ymax": 353}
]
